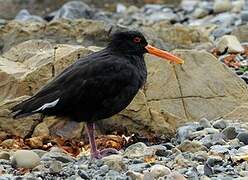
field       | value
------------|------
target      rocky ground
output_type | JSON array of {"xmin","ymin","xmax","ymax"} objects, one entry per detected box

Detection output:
[{"xmin": 0, "ymin": 0, "xmax": 248, "ymax": 179}]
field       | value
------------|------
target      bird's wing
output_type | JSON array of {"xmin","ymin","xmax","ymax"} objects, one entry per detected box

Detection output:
[{"xmin": 11, "ymin": 53, "xmax": 139, "ymax": 118}]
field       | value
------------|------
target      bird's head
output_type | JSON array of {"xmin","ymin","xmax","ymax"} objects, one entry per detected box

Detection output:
[{"xmin": 108, "ymin": 30, "xmax": 184, "ymax": 64}]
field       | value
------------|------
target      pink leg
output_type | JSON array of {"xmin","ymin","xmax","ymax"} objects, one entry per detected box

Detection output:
[{"xmin": 85, "ymin": 122, "xmax": 118, "ymax": 159}]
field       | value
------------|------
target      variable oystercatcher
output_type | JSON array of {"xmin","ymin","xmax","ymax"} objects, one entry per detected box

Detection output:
[{"xmin": 11, "ymin": 31, "xmax": 184, "ymax": 159}]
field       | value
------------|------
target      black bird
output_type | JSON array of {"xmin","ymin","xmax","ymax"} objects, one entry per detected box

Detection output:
[{"xmin": 11, "ymin": 31, "xmax": 184, "ymax": 159}]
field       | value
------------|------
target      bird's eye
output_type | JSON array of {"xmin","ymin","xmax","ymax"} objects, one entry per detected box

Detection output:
[{"xmin": 133, "ymin": 37, "xmax": 141, "ymax": 43}]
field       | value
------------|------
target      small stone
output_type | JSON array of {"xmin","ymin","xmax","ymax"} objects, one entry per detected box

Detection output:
[
  {"xmin": 192, "ymin": 8, "xmax": 209, "ymax": 19},
  {"xmin": 123, "ymin": 142, "xmax": 147, "ymax": 158},
  {"xmin": 232, "ymin": 0, "xmax": 245, "ymax": 13},
  {"xmin": 214, "ymin": 0, "xmax": 232, "ymax": 13},
  {"xmin": 150, "ymin": 164, "xmax": 171, "ymax": 178},
  {"xmin": 166, "ymin": 171, "xmax": 187, "ymax": 180},
  {"xmin": 0, "ymin": 139, "xmax": 14, "ymax": 148},
  {"xmin": 197, "ymin": 165, "xmax": 204, "ymax": 175},
  {"xmin": 155, "ymin": 149, "xmax": 172, "ymax": 157},
  {"xmin": 0, "ymin": 152, "xmax": 10, "ymax": 160},
  {"xmin": 199, "ymin": 118, "xmax": 211, "ymax": 128},
  {"xmin": 32, "ymin": 122, "xmax": 50, "ymax": 137},
  {"xmin": 222, "ymin": 127, "xmax": 238, "ymax": 140},
  {"xmin": 241, "ymin": 11, "xmax": 248, "ymax": 22},
  {"xmin": 100, "ymin": 164, "xmax": 109, "ymax": 174},
  {"xmin": 213, "ymin": 119, "xmax": 228, "ymax": 130},
  {"xmin": 178, "ymin": 140, "xmax": 207, "ymax": 153},
  {"xmin": 210, "ymin": 145, "xmax": 229, "ymax": 155},
  {"xmin": 31, "ymin": 149, "xmax": 47, "ymax": 158},
  {"xmin": 205, "ymin": 128, "xmax": 219, "ymax": 134},
  {"xmin": 128, "ymin": 163, "xmax": 149, "ymax": 172},
  {"xmin": 237, "ymin": 132, "xmax": 248, "ymax": 145},
  {"xmin": 15, "ymin": 9, "xmax": 45, "ymax": 22},
  {"xmin": 126, "ymin": 171, "xmax": 144, "ymax": 180},
  {"xmin": 206, "ymin": 156, "xmax": 223, "ymax": 167},
  {"xmin": 176, "ymin": 124, "xmax": 200, "ymax": 143},
  {"xmin": 102, "ymin": 155, "xmax": 126, "ymax": 172},
  {"xmin": 26, "ymin": 137, "xmax": 43, "ymax": 148},
  {"xmin": 41, "ymin": 151, "xmax": 75, "ymax": 163},
  {"xmin": 204, "ymin": 163, "xmax": 213, "ymax": 176},
  {"xmin": 78, "ymin": 170, "xmax": 90, "ymax": 180},
  {"xmin": 11, "ymin": 150, "xmax": 40, "ymax": 169},
  {"xmin": 216, "ymin": 35, "xmax": 244, "ymax": 54},
  {"xmin": 49, "ymin": 160, "xmax": 62, "ymax": 174}
]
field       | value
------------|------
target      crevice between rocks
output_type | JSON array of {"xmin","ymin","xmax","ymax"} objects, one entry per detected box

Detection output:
[
  {"xmin": 172, "ymin": 65, "xmax": 189, "ymax": 120},
  {"xmin": 147, "ymin": 95, "xmax": 227, "ymax": 102}
]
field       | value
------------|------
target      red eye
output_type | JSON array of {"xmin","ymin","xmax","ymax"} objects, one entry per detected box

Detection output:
[{"xmin": 133, "ymin": 37, "xmax": 141, "ymax": 43}]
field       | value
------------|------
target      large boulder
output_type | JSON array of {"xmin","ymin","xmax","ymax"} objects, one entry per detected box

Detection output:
[
  {"xmin": 0, "ymin": 40, "xmax": 93, "ymax": 101},
  {"xmin": 100, "ymin": 50, "xmax": 248, "ymax": 135},
  {"xmin": 0, "ymin": 19, "xmax": 109, "ymax": 52}
]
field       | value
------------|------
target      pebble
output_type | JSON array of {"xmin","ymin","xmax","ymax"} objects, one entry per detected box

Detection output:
[
  {"xmin": 49, "ymin": 160, "xmax": 62, "ymax": 174},
  {"xmin": 150, "ymin": 164, "xmax": 171, "ymax": 178},
  {"xmin": 199, "ymin": 118, "xmax": 212, "ymax": 128},
  {"xmin": 216, "ymin": 35, "xmax": 244, "ymax": 53},
  {"xmin": 222, "ymin": 127, "xmax": 238, "ymax": 140},
  {"xmin": 178, "ymin": 140, "xmax": 207, "ymax": 153},
  {"xmin": 213, "ymin": 0, "xmax": 232, "ymax": 13},
  {"xmin": 78, "ymin": 170, "xmax": 90, "ymax": 179},
  {"xmin": 166, "ymin": 171, "xmax": 187, "ymax": 180},
  {"xmin": 102, "ymin": 155, "xmax": 126, "ymax": 172},
  {"xmin": 237, "ymin": 132, "xmax": 248, "ymax": 145},
  {"xmin": 123, "ymin": 142, "xmax": 147, "ymax": 158},
  {"xmin": 0, "ymin": 152, "xmax": 10, "ymax": 160},
  {"xmin": 11, "ymin": 150, "xmax": 40, "ymax": 169},
  {"xmin": 213, "ymin": 119, "xmax": 228, "ymax": 130}
]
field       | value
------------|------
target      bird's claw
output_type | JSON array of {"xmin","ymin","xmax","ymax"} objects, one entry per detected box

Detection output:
[{"xmin": 91, "ymin": 148, "xmax": 119, "ymax": 159}]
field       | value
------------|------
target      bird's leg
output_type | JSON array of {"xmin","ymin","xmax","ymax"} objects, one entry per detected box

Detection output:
[
  {"xmin": 86, "ymin": 122, "xmax": 102, "ymax": 159},
  {"xmin": 85, "ymin": 122, "xmax": 119, "ymax": 159}
]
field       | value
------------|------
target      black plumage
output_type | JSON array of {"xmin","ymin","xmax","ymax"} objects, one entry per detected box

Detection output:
[
  {"xmin": 11, "ymin": 31, "xmax": 147, "ymax": 122},
  {"xmin": 11, "ymin": 30, "xmax": 184, "ymax": 159}
]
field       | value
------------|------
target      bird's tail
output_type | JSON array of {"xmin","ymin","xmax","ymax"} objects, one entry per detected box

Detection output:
[{"xmin": 11, "ymin": 97, "xmax": 37, "ymax": 119}]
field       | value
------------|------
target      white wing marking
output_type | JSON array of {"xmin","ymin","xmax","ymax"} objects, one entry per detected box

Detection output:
[{"xmin": 32, "ymin": 98, "xmax": 60, "ymax": 112}]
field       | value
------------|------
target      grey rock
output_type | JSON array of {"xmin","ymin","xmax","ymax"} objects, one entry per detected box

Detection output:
[
  {"xmin": 199, "ymin": 118, "xmax": 211, "ymax": 128},
  {"xmin": 150, "ymin": 164, "xmax": 171, "ymax": 178},
  {"xmin": 53, "ymin": 1, "xmax": 94, "ymax": 20},
  {"xmin": 207, "ymin": 157, "xmax": 223, "ymax": 167},
  {"xmin": 176, "ymin": 124, "xmax": 200, "ymax": 143},
  {"xmin": 41, "ymin": 152, "xmax": 75, "ymax": 163},
  {"xmin": 222, "ymin": 127, "xmax": 238, "ymax": 140},
  {"xmin": 155, "ymin": 149, "xmax": 172, "ymax": 157},
  {"xmin": 78, "ymin": 169, "xmax": 90, "ymax": 180},
  {"xmin": 11, "ymin": 150, "xmax": 40, "ymax": 169},
  {"xmin": 237, "ymin": 132, "xmax": 248, "ymax": 145},
  {"xmin": 102, "ymin": 155, "xmax": 126, "ymax": 172},
  {"xmin": 49, "ymin": 160, "xmax": 62, "ymax": 174},
  {"xmin": 213, "ymin": 119, "xmax": 228, "ymax": 129},
  {"xmin": 123, "ymin": 142, "xmax": 147, "ymax": 158},
  {"xmin": 204, "ymin": 163, "xmax": 214, "ymax": 176},
  {"xmin": 205, "ymin": 128, "xmax": 220, "ymax": 134},
  {"xmin": 128, "ymin": 163, "xmax": 149, "ymax": 172},
  {"xmin": 241, "ymin": 11, "xmax": 248, "ymax": 22},
  {"xmin": 210, "ymin": 145, "xmax": 229, "ymax": 154},
  {"xmin": 15, "ymin": 9, "xmax": 44, "ymax": 22}
]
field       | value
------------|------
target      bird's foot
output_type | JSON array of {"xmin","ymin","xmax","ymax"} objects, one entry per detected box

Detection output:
[{"xmin": 91, "ymin": 148, "xmax": 119, "ymax": 159}]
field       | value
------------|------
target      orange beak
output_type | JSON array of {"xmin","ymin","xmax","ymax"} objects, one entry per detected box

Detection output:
[{"xmin": 145, "ymin": 44, "xmax": 184, "ymax": 64}]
